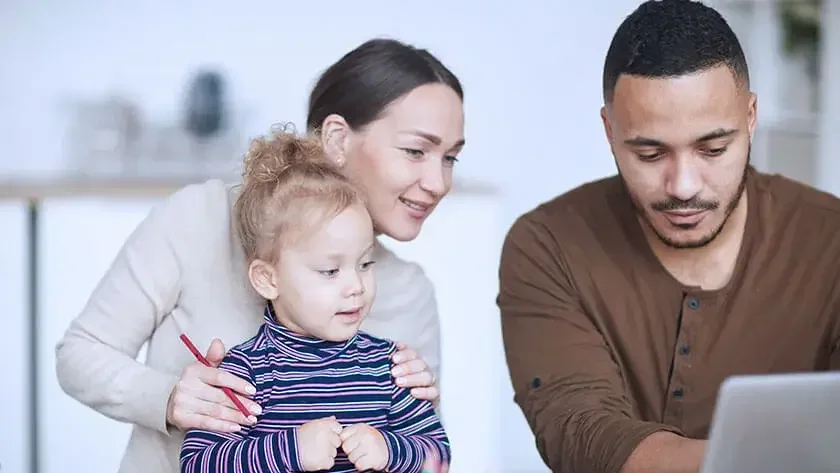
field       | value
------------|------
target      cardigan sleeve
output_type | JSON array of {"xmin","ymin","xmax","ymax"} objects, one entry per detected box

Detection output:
[
  {"xmin": 54, "ymin": 182, "xmax": 219, "ymax": 434},
  {"xmin": 363, "ymin": 246, "xmax": 443, "ymax": 416},
  {"xmin": 405, "ymin": 270, "xmax": 442, "ymax": 385}
]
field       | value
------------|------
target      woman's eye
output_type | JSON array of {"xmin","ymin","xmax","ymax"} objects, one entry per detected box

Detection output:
[
  {"xmin": 360, "ymin": 260, "xmax": 376, "ymax": 271},
  {"xmin": 705, "ymin": 147, "xmax": 727, "ymax": 156},
  {"xmin": 401, "ymin": 148, "xmax": 424, "ymax": 158},
  {"xmin": 318, "ymin": 269, "xmax": 339, "ymax": 278},
  {"xmin": 443, "ymin": 155, "xmax": 459, "ymax": 167}
]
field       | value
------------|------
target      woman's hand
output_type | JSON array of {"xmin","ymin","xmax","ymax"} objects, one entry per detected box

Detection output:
[
  {"xmin": 391, "ymin": 342, "xmax": 439, "ymax": 404},
  {"xmin": 421, "ymin": 457, "xmax": 450, "ymax": 473},
  {"xmin": 166, "ymin": 339, "xmax": 262, "ymax": 432}
]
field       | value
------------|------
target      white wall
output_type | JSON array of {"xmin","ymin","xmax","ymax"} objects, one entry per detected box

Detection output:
[
  {"xmin": 817, "ymin": 0, "xmax": 840, "ymax": 196},
  {"xmin": 0, "ymin": 0, "xmax": 635, "ymax": 222},
  {"xmin": 0, "ymin": 1, "xmax": 642, "ymax": 471},
  {"xmin": 0, "ymin": 203, "xmax": 31, "ymax": 473},
  {"xmin": 36, "ymin": 198, "xmax": 161, "ymax": 473}
]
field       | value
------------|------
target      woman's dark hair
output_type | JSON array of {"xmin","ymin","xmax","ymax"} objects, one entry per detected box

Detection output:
[{"xmin": 306, "ymin": 38, "xmax": 463, "ymax": 131}]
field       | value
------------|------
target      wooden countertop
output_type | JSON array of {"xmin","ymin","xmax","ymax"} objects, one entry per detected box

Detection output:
[{"xmin": 0, "ymin": 173, "xmax": 499, "ymax": 200}]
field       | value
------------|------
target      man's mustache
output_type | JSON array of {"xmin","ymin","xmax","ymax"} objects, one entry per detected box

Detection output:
[{"xmin": 651, "ymin": 198, "xmax": 719, "ymax": 212}]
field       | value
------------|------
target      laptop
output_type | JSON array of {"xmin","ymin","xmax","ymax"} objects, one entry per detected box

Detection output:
[{"xmin": 701, "ymin": 372, "xmax": 840, "ymax": 473}]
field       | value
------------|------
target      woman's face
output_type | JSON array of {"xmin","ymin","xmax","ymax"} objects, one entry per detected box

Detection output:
[{"xmin": 330, "ymin": 83, "xmax": 465, "ymax": 242}]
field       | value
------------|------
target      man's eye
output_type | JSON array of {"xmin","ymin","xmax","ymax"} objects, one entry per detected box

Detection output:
[{"xmin": 638, "ymin": 152, "xmax": 662, "ymax": 161}]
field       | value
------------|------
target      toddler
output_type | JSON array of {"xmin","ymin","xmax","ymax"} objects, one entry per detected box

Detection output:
[{"xmin": 179, "ymin": 127, "xmax": 449, "ymax": 473}]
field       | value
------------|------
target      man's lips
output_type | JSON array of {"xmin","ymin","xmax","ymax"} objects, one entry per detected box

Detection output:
[{"xmin": 662, "ymin": 209, "xmax": 707, "ymax": 225}]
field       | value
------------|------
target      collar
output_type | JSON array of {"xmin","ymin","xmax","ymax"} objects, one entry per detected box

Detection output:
[{"xmin": 262, "ymin": 303, "xmax": 354, "ymax": 362}]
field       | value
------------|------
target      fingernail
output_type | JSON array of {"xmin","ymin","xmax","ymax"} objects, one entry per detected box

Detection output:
[
  {"xmin": 396, "ymin": 377, "xmax": 406, "ymax": 386},
  {"xmin": 392, "ymin": 367, "xmax": 403, "ymax": 376},
  {"xmin": 246, "ymin": 385, "xmax": 257, "ymax": 395},
  {"xmin": 247, "ymin": 415, "xmax": 258, "ymax": 424},
  {"xmin": 230, "ymin": 424, "xmax": 242, "ymax": 432},
  {"xmin": 392, "ymin": 354, "xmax": 402, "ymax": 363},
  {"xmin": 249, "ymin": 404, "xmax": 262, "ymax": 415}
]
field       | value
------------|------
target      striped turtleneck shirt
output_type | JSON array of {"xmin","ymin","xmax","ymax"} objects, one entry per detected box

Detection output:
[{"xmin": 179, "ymin": 306, "xmax": 450, "ymax": 473}]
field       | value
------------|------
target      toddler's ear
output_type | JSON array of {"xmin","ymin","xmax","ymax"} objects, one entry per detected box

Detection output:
[{"xmin": 248, "ymin": 259, "xmax": 279, "ymax": 300}]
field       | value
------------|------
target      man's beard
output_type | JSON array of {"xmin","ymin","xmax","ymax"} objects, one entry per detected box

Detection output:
[{"xmin": 624, "ymin": 151, "xmax": 750, "ymax": 250}]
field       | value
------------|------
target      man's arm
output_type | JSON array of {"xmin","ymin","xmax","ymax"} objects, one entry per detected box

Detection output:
[
  {"xmin": 621, "ymin": 432, "xmax": 706, "ymax": 473},
  {"xmin": 498, "ymin": 213, "xmax": 693, "ymax": 473}
]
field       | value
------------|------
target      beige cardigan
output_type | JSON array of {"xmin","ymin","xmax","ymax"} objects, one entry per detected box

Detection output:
[{"xmin": 54, "ymin": 179, "xmax": 442, "ymax": 473}]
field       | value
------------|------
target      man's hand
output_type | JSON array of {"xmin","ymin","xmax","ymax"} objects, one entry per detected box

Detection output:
[{"xmin": 621, "ymin": 432, "xmax": 707, "ymax": 473}]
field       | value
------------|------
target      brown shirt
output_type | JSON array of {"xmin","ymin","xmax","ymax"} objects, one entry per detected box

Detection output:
[{"xmin": 498, "ymin": 168, "xmax": 840, "ymax": 473}]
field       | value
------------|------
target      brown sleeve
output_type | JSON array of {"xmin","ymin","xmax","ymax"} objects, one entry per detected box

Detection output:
[{"xmin": 498, "ymin": 213, "xmax": 681, "ymax": 473}]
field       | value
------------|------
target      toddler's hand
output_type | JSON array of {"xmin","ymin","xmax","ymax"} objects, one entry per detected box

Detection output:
[
  {"xmin": 297, "ymin": 416, "xmax": 342, "ymax": 471},
  {"xmin": 340, "ymin": 423, "xmax": 388, "ymax": 472}
]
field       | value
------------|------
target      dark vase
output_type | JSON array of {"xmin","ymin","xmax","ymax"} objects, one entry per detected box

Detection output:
[{"xmin": 184, "ymin": 70, "xmax": 226, "ymax": 138}]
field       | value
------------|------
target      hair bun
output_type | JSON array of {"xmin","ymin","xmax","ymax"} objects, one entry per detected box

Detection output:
[{"xmin": 241, "ymin": 122, "xmax": 326, "ymax": 185}]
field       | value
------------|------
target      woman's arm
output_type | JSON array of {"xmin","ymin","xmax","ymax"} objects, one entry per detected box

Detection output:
[
  {"xmin": 375, "ymin": 255, "xmax": 443, "ymax": 407},
  {"xmin": 55, "ymin": 186, "xmax": 192, "ymax": 433},
  {"xmin": 179, "ymin": 350, "xmax": 302, "ymax": 473},
  {"xmin": 54, "ymin": 182, "xmax": 256, "ymax": 434},
  {"xmin": 391, "ymin": 275, "xmax": 442, "ymax": 400}
]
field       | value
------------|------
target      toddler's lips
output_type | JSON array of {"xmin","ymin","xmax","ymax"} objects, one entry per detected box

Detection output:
[{"xmin": 336, "ymin": 308, "xmax": 362, "ymax": 323}]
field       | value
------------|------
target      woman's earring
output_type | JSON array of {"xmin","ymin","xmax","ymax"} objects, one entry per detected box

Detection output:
[{"xmin": 335, "ymin": 155, "xmax": 345, "ymax": 166}]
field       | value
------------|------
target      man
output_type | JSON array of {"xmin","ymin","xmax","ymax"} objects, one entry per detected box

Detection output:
[{"xmin": 497, "ymin": 1, "xmax": 840, "ymax": 473}]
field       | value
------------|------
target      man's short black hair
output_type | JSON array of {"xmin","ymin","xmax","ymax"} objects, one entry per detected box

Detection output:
[{"xmin": 603, "ymin": 0, "xmax": 750, "ymax": 104}]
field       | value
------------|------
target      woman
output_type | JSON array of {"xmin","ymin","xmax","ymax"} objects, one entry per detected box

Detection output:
[{"xmin": 55, "ymin": 38, "xmax": 465, "ymax": 473}]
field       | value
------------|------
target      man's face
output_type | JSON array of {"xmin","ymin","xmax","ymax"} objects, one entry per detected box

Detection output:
[{"xmin": 601, "ymin": 65, "xmax": 757, "ymax": 249}]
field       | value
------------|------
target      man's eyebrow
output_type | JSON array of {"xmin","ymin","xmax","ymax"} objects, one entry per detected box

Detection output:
[
  {"xmin": 624, "ymin": 136, "xmax": 666, "ymax": 147},
  {"xmin": 623, "ymin": 128, "xmax": 738, "ymax": 147},
  {"xmin": 696, "ymin": 128, "xmax": 738, "ymax": 142}
]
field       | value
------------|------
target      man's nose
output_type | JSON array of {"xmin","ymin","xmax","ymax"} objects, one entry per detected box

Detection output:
[{"xmin": 665, "ymin": 157, "xmax": 703, "ymax": 202}]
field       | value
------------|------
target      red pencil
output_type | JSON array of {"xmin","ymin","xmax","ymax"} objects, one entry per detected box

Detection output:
[{"xmin": 179, "ymin": 333, "xmax": 253, "ymax": 418}]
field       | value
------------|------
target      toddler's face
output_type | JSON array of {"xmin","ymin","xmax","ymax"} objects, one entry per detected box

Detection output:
[{"xmin": 271, "ymin": 203, "xmax": 377, "ymax": 342}]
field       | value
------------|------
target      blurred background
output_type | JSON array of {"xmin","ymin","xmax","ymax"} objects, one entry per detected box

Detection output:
[{"xmin": 0, "ymin": 0, "xmax": 835, "ymax": 472}]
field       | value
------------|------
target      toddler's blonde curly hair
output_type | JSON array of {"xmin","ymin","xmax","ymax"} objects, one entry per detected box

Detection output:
[{"xmin": 234, "ymin": 123, "xmax": 365, "ymax": 263}]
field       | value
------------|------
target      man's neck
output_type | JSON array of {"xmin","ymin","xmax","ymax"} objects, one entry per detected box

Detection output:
[{"xmin": 644, "ymin": 192, "xmax": 749, "ymax": 290}]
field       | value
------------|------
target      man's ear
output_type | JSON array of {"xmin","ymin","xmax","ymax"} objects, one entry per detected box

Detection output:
[
  {"xmin": 320, "ymin": 114, "xmax": 351, "ymax": 167},
  {"xmin": 601, "ymin": 105, "xmax": 620, "ymax": 156},
  {"xmin": 248, "ymin": 259, "xmax": 279, "ymax": 300},
  {"xmin": 746, "ymin": 92, "xmax": 758, "ymax": 144},
  {"xmin": 601, "ymin": 105, "xmax": 614, "ymax": 143}
]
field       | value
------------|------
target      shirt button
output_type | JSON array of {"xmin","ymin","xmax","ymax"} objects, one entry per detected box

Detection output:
[
  {"xmin": 531, "ymin": 377, "xmax": 542, "ymax": 389},
  {"xmin": 687, "ymin": 297, "xmax": 700, "ymax": 310},
  {"xmin": 679, "ymin": 345, "xmax": 691, "ymax": 355},
  {"xmin": 673, "ymin": 388, "xmax": 684, "ymax": 399}
]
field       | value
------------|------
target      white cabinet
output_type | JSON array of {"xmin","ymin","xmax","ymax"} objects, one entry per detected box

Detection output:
[
  {"xmin": 383, "ymin": 191, "xmax": 511, "ymax": 472},
  {"xmin": 37, "ymin": 197, "xmax": 161, "ymax": 473},
  {"xmin": 0, "ymin": 202, "xmax": 31, "ymax": 473}
]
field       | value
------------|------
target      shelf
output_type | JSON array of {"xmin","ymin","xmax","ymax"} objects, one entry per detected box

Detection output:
[{"xmin": 0, "ymin": 173, "xmax": 499, "ymax": 201}]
